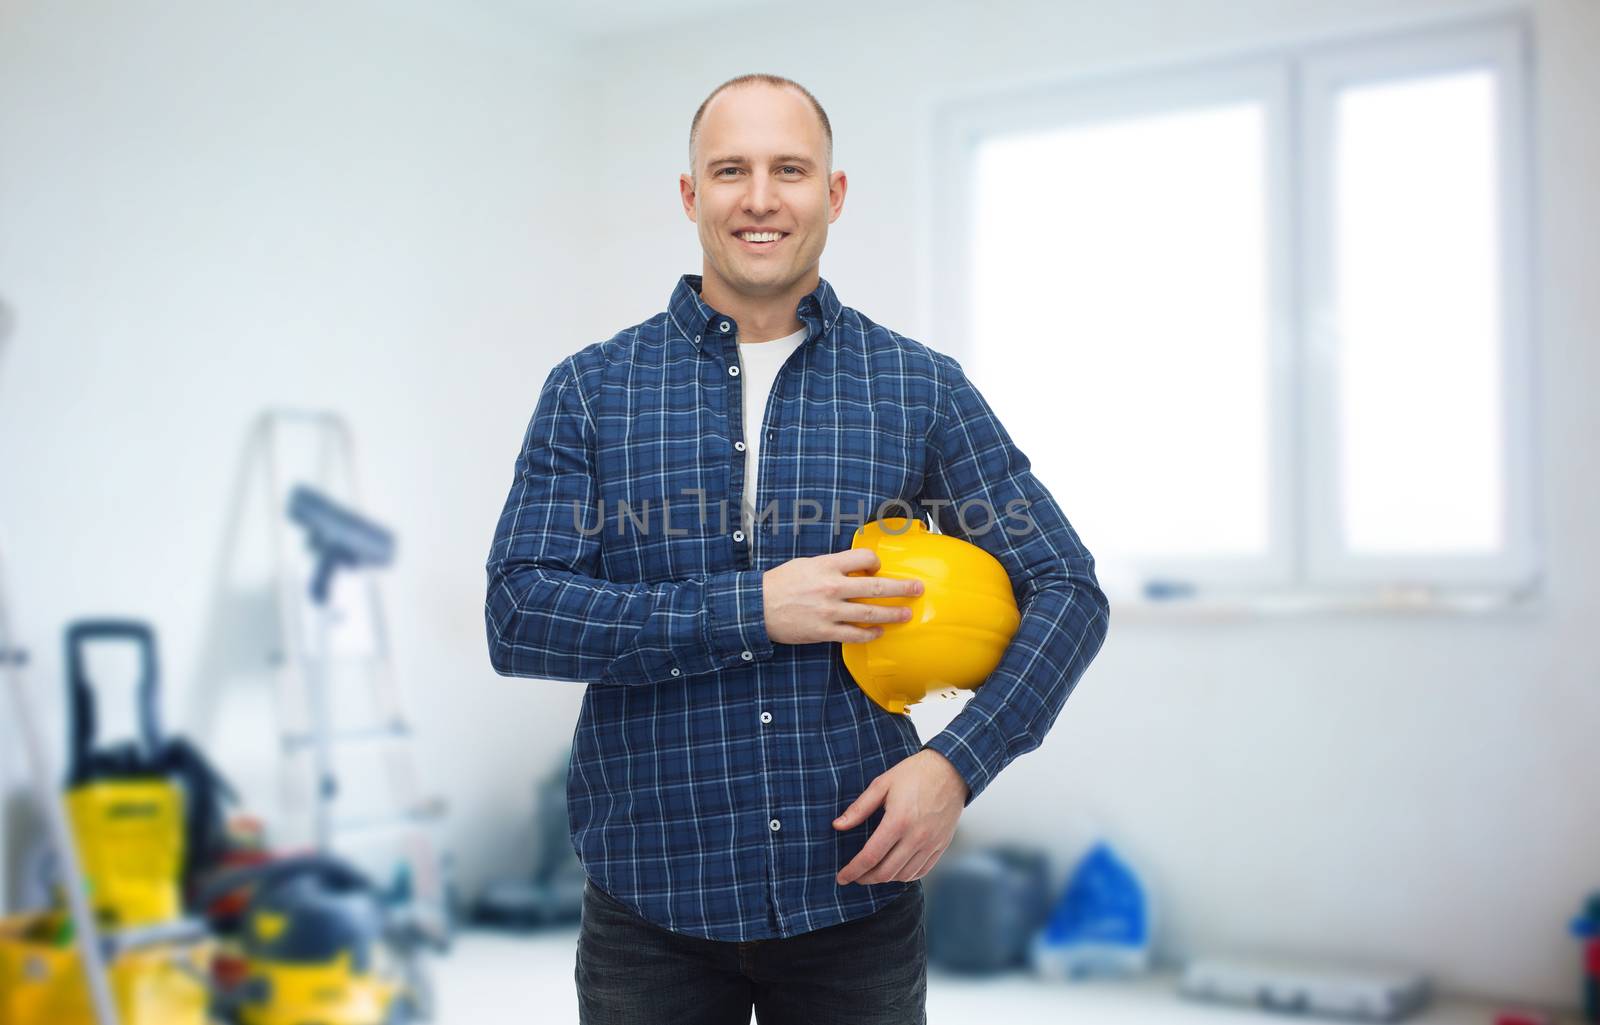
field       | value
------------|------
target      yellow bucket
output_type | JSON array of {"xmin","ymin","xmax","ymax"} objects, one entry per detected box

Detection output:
[{"xmin": 0, "ymin": 912, "xmax": 211, "ymax": 1025}]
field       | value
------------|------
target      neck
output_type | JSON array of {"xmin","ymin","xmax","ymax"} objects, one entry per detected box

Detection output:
[{"xmin": 698, "ymin": 266, "xmax": 817, "ymax": 343}]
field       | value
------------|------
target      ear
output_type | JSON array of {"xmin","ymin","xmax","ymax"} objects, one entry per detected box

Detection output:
[
  {"xmin": 827, "ymin": 170, "xmax": 848, "ymax": 224},
  {"xmin": 680, "ymin": 172, "xmax": 698, "ymax": 223}
]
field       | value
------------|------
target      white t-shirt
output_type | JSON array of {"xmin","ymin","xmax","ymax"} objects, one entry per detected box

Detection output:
[{"xmin": 738, "ymin": 325, "xmax": 808, "ymax": 538}]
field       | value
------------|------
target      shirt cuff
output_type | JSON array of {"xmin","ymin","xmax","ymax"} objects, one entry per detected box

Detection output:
[
  {"xmin": 922, "ymin": 714, "xmax": 1009, "ymax": 807},
  {"xmin": 705, "ymin": 569, "xmax": 772, "ymax": 667}
]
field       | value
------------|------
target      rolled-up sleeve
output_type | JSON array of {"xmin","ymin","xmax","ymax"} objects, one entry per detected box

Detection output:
[
  {"xmin": 917, "ymin": 353, "xmax": 1110, "ymax": 805},
  {"xmin": 484, "ymin": 357, "xmax": 772, "ymax": 685}
]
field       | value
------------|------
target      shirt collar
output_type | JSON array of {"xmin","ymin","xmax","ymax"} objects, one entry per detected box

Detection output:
[{"xmin": 669, "ymin": 274, "xmax": 844, "ymax": 350}]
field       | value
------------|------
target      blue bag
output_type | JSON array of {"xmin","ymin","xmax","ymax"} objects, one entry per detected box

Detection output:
[{"xmin": 1030, "ymin": 840, "xmax": 1152, "ymax": 978}]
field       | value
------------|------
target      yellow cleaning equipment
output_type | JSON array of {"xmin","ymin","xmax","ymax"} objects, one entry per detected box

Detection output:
[
  {"xmin": 199, "ymin": 854, "xmax": 410, "ymax": 1025},
  {"xmin": 63, "ymin": 620, "xmax": 187, "ymax": 929},
  {"xmin": 1, "ymin": 613, "xmax": 214, "ymax": 1025},
  {"xmin": 841, "ymin": 517, "xmax": 1022, "ymax": 715},
  {"xmin": 61, "ymin": 619, "xmax": 236, "ymax": 930},
  {"xmin": 0, "ymin": 912, "xmax": 211, "ymax": 1025}
]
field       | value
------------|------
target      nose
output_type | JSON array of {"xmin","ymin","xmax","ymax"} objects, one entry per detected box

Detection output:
[{"xmin": 741, "ymin": 171, "xmax": 780, "ymax": 218}]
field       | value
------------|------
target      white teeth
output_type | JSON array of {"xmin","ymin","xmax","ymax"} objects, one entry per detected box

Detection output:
[{"xmin": 739, "ymin": 231, "xmax": 784, "ymax": 242}]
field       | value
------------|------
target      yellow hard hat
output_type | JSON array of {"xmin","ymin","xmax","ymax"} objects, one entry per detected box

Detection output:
[{"xmin": 841, "ymin": 517, "xmax": 1022, "ymax": 716}]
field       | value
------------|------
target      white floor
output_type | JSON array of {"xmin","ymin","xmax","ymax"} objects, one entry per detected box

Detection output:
[{"xmin": 431, "ymin": 929, "xmax": 1526, "ymax": 1024}]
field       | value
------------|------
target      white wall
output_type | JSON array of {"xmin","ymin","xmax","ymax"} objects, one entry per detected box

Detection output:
[
  {"xmin": 2, "ymin": 0, "xmax": 1597, "ymax": 1011},
  {"xmin": 570, "ymin": 0, "xmax": 1600, "ymax": 1008},
  {"xmin": 0, "ymin": 0, "xmax": 588, "ymax": 901}
]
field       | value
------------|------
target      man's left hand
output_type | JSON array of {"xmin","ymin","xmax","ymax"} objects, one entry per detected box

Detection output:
[{"xmin": 833, "ymin": 748, "xmax": 968, "ymax": 886}]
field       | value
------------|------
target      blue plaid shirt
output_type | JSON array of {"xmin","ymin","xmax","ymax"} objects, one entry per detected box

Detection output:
[{"xmin": 485, "ymin": 274, "xmax": 1109, "ymax": 941}]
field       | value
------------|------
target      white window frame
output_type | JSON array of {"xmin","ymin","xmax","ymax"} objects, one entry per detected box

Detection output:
[
  {"xmin": 926, "ymin": 13, "xmax": 1539, "ymax": 615},
  {"xmin": 1300, "ymin": 21, "xmax": 1538, "ymax": 592}
]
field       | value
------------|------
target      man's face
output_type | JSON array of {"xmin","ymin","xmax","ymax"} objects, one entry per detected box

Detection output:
[{"xmin": 680, "ymin": 84, "xmax": 846, "ymax": 301}]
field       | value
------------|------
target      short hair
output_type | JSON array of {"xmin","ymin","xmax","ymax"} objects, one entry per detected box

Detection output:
[{"xmin": 688, "ymin": 74, "xmax": 833, "ymax": 176}]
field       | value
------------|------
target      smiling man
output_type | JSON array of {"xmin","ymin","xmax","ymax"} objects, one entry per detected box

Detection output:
[{"xmin": 485, "ymin": 73, "xmax": 1109, "ymax": 1024}]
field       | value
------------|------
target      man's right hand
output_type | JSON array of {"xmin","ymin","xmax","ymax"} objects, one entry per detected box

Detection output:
[{"xmin": 762, "ymin": 548, "xmax": 923, "ymax": 645}]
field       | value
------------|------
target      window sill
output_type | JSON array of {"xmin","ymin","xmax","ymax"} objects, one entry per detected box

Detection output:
[{"xmin": 1106, "ymin": 580, "xmax": 1544, "ymax": 624}]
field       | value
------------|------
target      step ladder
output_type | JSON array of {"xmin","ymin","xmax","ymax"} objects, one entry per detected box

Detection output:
[{"xmin": 252, "ymin": 408, "xmax": 449, "ymax": 941}]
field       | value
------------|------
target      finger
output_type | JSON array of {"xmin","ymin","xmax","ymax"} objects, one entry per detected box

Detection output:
[
  {"xmin": 829, "ymin": 547, "xmax": 880, "ymax": 574},
  {"xmin": 830, "ymin": 624, "xmax": 884, "ymax": 644},
  {"xmin": 838, "ymin": 575, "xmax": 924, "ymax": 600},
  {"xmin": 837, "ymin": 827, "xmax": 902, "ymax": 886},
  {"xmin": 837, "ymin": 824, "xmax": 900, "ymax": 885},
  {"xmin": 837, "ymin": 851, "xmax": 877, "ymax": 887},
  {"xmin": 835, "ymin": 602, "xmax": 912, "ymax": 625},
  {"xmin": 904, "ymin": 846, "xmax": 944, "ymax": 882},
  {"xmin": 856, "ymin": 838, "xmax": 921, "ymax": 885},
  {"xmin": 833, "ymin": 776, "xmax": 890, "ymax": 831}
]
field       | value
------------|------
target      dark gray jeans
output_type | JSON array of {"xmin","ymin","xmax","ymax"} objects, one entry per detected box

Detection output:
[{"xmin": 576, "ymin": 879, "xmax": 927, "ymax": 1025}]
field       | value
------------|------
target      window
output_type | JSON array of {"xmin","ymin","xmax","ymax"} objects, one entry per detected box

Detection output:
[{"xmin": 929, "ymin": 17, "xmax": 1536, "ymax": 610}]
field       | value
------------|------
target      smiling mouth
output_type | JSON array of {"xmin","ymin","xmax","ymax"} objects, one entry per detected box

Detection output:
[{"xmin": 734, "ymin": 230, "xmax": 789, "ymax": 249}]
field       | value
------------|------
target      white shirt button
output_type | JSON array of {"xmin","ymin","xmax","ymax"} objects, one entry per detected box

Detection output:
[
  {"xmin": 740, "ymin": 650, "xmax": 753, "ymax": 661},
  {"xmin": 732, "ymin": 530, "xmax": 745, "ymax": 543},
  {"xmin": 769, "ymin": 818, "xmax": 781, "ymax": 832},
  {"xmin": 728, "ymin": 365, "xmax": 740, "ymax": 377},
  {"xmin": 760, "ymin": 711, "xmax": 772, "ymax": 724},
  {"xmin": 719, "ymin": 321, "xmax": 731, "ymax": 333},
  {"xmin": 670, "ymin": 668, "xmax": 681, "ymax": 677},
  {"xmin": 695, "ymin": 334, "xmax": 701, "ymax": 343},
  {"xmin": 734, "ymin": 440, "xmax": 746, "ymax": 452}
]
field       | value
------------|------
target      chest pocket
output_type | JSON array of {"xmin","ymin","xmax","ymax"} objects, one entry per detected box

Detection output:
[
  {"xmin": 594, "ymin": 416, "xmax": 727, "ymax": 584},
  {"xmin": 804, "ymin": 407, "xmax": 925, "ymax": 539}
]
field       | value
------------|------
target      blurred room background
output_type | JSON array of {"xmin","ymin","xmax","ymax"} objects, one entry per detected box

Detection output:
[{"xmin": 1, "ymin": 0, "xmax": 1596, "ymax": 1022}]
